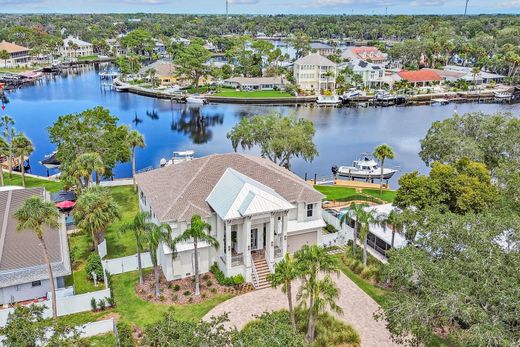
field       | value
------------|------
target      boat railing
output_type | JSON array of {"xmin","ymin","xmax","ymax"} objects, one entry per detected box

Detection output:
[{"xmin": 136, "ymin": 166, "xmax": 154, "ymax": 174}]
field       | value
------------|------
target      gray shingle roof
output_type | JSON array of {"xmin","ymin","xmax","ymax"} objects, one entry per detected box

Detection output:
[
  {"xmin": 0, "ymin": 188, "xmax": 71, "ymax": 288},
  {"xmin": 135, "ymin": 153, "xmax": 323, "ymax": 222},
  {"xmin": 294, "ymin": 53, "xmax": 336, "ymax": 67}
]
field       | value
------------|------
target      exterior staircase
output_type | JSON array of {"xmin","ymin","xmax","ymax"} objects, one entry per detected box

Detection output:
[{"xmin": 252, "ymin": 256, "xmax": 271, "ymax": 290}]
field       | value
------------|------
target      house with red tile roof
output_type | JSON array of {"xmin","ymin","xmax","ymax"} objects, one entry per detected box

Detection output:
[
  {"xmin": 343, "ymin": 46, "xmax": 388, "ymax": 65},
  {"xmin": 397, "ymin": 69, "xmax": 443, "ymax": 87}
]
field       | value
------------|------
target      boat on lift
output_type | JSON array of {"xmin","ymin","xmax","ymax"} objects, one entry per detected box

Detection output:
[
  {"xmin": 335, "ymin": 153, "xmax": 398, "ymax": 181},
  {"xmin": 160, "ymin": 150, "xmax": 195, "ymax": 167}
]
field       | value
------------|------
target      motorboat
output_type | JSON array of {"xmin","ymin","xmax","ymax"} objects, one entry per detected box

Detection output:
[
  {"xmin": 40, "ymin": 151, "xmax": 60, "ymax": 169},
  {"xmin": 431, "ymin": 98, "xmax": 450, "ymax": 106},
  {"xmin": 336, "ymin": 153, "xmax": 397, "ymax": 180},
  {"xmin": 375, "ymin": 90, "xmax": 395, "ymax": 102},
  {"xmin": 316, "ymin": 95, "xmax": 341, "ymax": 105},
  {"xmin": 343, "ymin": 89, "xmax": 364, "ymax": 99},
  {"xmin": 160, "ymin": 150, "xmax": 195, "ymax": 167},
  {"xmin": 494, "ymin": 91, "xmax": 512, "ymax": 100},
  {"xmin": 186, "ymin": 95, "xmax": 206, "ymax": 104}
]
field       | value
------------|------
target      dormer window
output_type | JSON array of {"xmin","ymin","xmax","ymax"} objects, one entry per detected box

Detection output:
[{"xmin": 307, "ymin": 203, "xmax": 314, "ymax": 217}]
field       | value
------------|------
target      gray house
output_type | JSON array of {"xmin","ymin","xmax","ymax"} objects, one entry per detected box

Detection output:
[{"xmin": 0, "ymin": 187, "xmax": 71, "ymax": 306}]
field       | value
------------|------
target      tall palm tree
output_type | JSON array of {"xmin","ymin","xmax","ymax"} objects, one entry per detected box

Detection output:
[
  {"xmin": 294, "ymin": 244, "xmax": 339, "ymax": 342},
  {"xmin": 340, "ymin": 208, "xmax": 357, "ymax": 258},
  {"xmin": 471, "ymin": 66, "xmax": 481, "ymax": 91},
  {"xmin": 0, "ymin": 137, "xmax": 7, "ymax": 186},
  {"xmin": 174, "ymin": 215, "xmax": 219, "ymax": 296},
  {"xmin": 267, "ymin": 253, "xmax": 299, "ymax": 330},
  {"xmin": 127, "ymin": 130, "xmax": 145, "ymax": 191},
  {"xmin": 73, "ymin": 186, "xmax": 120, "ymax": 252},
  {"xmin": 120, "ymin": 211, "xmax": 154, "ymax": 286},
  {"xmin": 345, "ymin": 203, "xmax": 378, "ymax": 267},
  {"xmin": 147, "ymin": 223, "xmax": 177, "ymax": 297},
  {"xmin": 12, "ymin": 132, "xmax": 33, "ymax": 188},
  {"xmin": 378, "ymin": 208, "xmax": 403, "ymax": 249},
  {"xmin": 373, "ymin": 144, "xmax": 395, "ymax": 194},
  {"xmin": 15, "ymin": 196, "xmax": 60, "ymax": 318},
  {"xmin": 0, "ymin": 115, "xmax": 14, "ymax": 178},
  {"xmin": 75, "ymin": 152, "xmax": 104, "ymax": 187}
]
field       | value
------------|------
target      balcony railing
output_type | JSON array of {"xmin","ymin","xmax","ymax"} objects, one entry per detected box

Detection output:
[
  {"xmin": 274, "ymin": 246, "xmax": 283, "ymax": 259},
  {"xmin": 231, "ymin": 253, "xmax": 244, "ymax": 266}
]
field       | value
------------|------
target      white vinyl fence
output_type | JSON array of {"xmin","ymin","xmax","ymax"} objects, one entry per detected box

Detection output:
[
  {"xmin": 103, "ymin": 252, "xmax": 153, "ymax": 275},
  {"xmin": 98, "ymin": 239, "xmax": 108, "ymax": 259},
  {"xmin": 320, "ymin": 211, "xmax": 354, "ymax": 247},
  {"xmin": 0, "ymin": 288, "xmax": 112, "ymax": 328}
]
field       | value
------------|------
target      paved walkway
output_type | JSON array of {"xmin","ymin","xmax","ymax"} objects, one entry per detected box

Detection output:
[{"xmin": 203, "ymin": 272, "xmax": 401, "ymax": 347}]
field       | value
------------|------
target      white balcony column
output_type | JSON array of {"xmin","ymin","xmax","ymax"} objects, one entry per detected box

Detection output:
[
  {"xmin": 282, "ymin": 212, "xmax": 288, "ymax": 255},
  {"xmin": 225, "ymin": 221, "xmax": 232, "ymax": 269},
  {"xmin": 268, "ymin": 214, "xmax": 275, "ymax": 263},
  {"xmin": 243, "ymin": 217, "xmax": 252, "ymax": 282}
]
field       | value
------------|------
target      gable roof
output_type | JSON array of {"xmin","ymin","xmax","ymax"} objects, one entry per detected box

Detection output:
[
  {"xmin": 397, "ymin": 69, "xmax": 443, "ymax": 83},
  {"xmin": 294, "ymin": 53, "xmax": 336, "ymax": 67},
  {"xmin": 63, "ymin": 36, "xmax": 92, "ymax": 47},
  {"xmin": 0, "ymin": 40, "xmax": 30, "ymax": 54},
  {"xmin": 0, "ymin": 187, "xmax": 71, "ymax": 288},
  {"xmin": 139, "ymin": 60, "xmax": 176, "ymax": 77},
  {"xmin": 135, "ymin": 153, "xmax": 323, "ymax": 222},
  {"xmin": 207, "ymin": 168, "xmax": 295, "ymax": 220}
]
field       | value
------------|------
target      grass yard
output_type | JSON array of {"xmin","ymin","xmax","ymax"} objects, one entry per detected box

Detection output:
[
  {"xmin": 314, "ymin": 184, "xmax": 396, "ymax": 203},
  {"xmin": 362, "ymin": 188, "xmax": 397, "ymax": 203},
  {"xmin": 111, "ymin": 270, "xmax": 233, "ymax": 327},
  {"xmin": 66, "ymin": 232, "xmax": 105, "ymax": 294},
  {"xmin": 77, "ymin": 55, "xmax": 100, "ymax": 61},
  {"xmin": 213, "ymin": 90, "xmax": 293, "ymax": 98},
  {"xmin": 2, "ymin": 172, "xmax": 64, "ymax": 192},
  {"xmin": 81, "ymin": 333, "xmax": 116, "ymax": 346}
]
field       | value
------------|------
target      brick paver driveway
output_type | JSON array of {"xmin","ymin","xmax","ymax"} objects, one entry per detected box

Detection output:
[{"xmin": 203, "ymin": 272, "xmax": 401, "ymax": 347}]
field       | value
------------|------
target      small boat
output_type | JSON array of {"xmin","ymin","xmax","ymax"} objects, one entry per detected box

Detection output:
[
  {"xmin": 40, "ymin": 151, "xmax": 60, "ymax": 169},
  {"xmin": 494, "ymin": 91, "xmax": 512, "ymax": 100},
  {"xmin": 186, "ymin": 95, "xmax": 206, "ymax": 104},
  {"xmin": 160, "ymin": 150, "xmax": 195, "ymax": 167},
  {"xmin": 431, "ymin": 98, "xmax": 450, "ymax": 106},
  {"xmin": 375, "ymin": 90, "xmax": 395, "ymax": 102},
  {"xmin": 342, "ymin": 89, "xmax": 364, "ymax": 100},
  {"xmin": 336, "ymin": 153, "xmax": 397, "ymax": 181},
  {"xmin": 316, "ymin": 95, "xmax": 341, "ymax": 105}
]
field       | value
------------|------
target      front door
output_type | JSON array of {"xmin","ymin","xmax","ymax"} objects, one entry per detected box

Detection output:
[{"xmin": 251, "ymin": 228, "xmax": 258, "ymax": 250}]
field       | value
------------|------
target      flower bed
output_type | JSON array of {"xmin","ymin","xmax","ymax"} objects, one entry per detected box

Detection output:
[{"xmin": 135, "ymin": 271, "xmax": 254, "ymax": 305}]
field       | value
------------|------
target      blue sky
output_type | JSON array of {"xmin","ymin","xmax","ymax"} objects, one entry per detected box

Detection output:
[{"xmin": 1, "ymin": 0, "xmax": 519, "ymax": 15}]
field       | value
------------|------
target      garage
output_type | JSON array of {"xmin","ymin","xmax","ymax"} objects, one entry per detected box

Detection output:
[{"xmin": 287, "ymin": 230, "xmax": 318, "ymax": 254}]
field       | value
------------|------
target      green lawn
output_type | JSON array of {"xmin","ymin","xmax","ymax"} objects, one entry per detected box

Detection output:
[
  {"xmin": 361, "ymin": 189, "xmax": 397, "ymax": 203},
  {"xmin": 0, "ymin": 67, "xmax": 32, "ymax": 73},
  {"xmin": 77, "ymin": 55, "xmax": 100, "ymax": 61},
  {"xmin": 2, "ymin": 172, "xmax": 64, "ymax": 192},
  {"xmin": 82, "ymin": 333, "xmax": 116, "ymax": 346},
  {"xmin": 66, "ymin": 232, "xmax": 105, "ymax": 294},
  {"xmin": 111, "ymin": 270, "xmax": 233, "ymax": 327},
  {"xmin": 314, "ymin": 185, "xmax": 396, "ymax": 203},
  {"xmin": 213, "ymin": 90, "xmax": 293, "ymax": 98}
]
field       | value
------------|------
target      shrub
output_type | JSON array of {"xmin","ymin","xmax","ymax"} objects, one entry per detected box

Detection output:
[
  {"xmin": 183, "ymin": 290, "xmax": 191, "ymax": 296},
  {"xmin": 147, "ymin": 294, "xmax": 153, "ymax": 299},
  {"xmin": 202, "ymin": 274, "xmax": 209, "ymax": 280},
  {"xmin": 85, "ymin": 253, "xmax": 104, "ymax": 282},
  {"xmin": 324, "ymin": 223, "xmax": 338, "ymax": 234},
  {"xmin": 117, "ymin": 322, "xmax": 136, "ymax": 347},
  {"xmin": 172, "ymin": 294, "xmax": 178, "ymax": 301},
  {"xmin": 206, "ymin": 280, "xmax": 213, "ymax": 287},
  {"xmin": 233, "ymin": 274, "xmax": 245, "ymax": 285},
  {"xmin": 210, "ymin": 288, "xmax": 217, "ymax": 294},
  {"xmin": 201, "ymin": 293, "xmax": 207, "ymax": 299},
  {"xmin": 173, "ymin": 284, "xmax": 180, "ymax": 291},
  {"xmin": 159, "ymin": 295, "xmax": 166, "ymax": 302},
  {"xmin": 167, "ymin": 282, "xmax": 173, "ymax": 289},
  {"xmin": 188, "ymin": 297, "xmax": 193, "ymax": 303},
  {"xmin": 105, "ymin": 296, "xmax": 115, "ymax": 307},
  {"xmin": 210, "ymin": 263, "xmax": 237, "ymax": 286},
  {"xmin": 90, "ymin": 297, "xmax": 97, "ymax": 312},
  {"xmin": 98, "ymin": 298, "xmax": 106, "ymax": 311},
  {"xmin": 313, "ymin": 312, "xmax": 360, "ymax": 347}
]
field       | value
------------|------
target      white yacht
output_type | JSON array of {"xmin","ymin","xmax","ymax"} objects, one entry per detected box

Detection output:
[
  {"xmin": 494, "ymin": 91, "xmax": 512, "ymax": 100},
  {"xmin": 186, "ymin": 95, "xmax": 206, "ymax": 104},
  {"xmin": 375, "ymin": 90, "xmax": 395, "ymax": 102},
  {"xmin": 316, "ymin": 95, "xmax": 341, "ymax": 105},
  {"xmin": 342, "ymin": 89, "xmax": 364, "ymax": 99},
  {"xmin": 336, "ymin": 154, "xmax": 397, "ymax": 180},
  {"xmin": 160, "ymin": 150, "xmax": 195, "ymax": 167}
]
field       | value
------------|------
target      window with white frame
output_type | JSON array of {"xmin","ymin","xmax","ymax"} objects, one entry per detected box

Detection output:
[{"xmin": 306, "ymin": 203, "xmax": 314, "ymax": 217}]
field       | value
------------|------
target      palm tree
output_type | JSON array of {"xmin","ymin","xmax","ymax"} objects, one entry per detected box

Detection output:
[
  {"xmin": 73, "ymin": 186, "xmax": 120, "ymax": 251},
  {"xmin": 174, "ymin": 215, "xmax": 219, "ymax": 296},
  {"xmin": 267, "ymin": 253, "xmax": 299, "ymax": 330},
  {"xmin": 0, "ymin": 115, "xmax": 15, "ymax": 178},
  {"xmin": 294, "ymin": 244, "xmax": 339, "ymax": 342},
  {"xmin": 373, "ymin": 144, "xmax": 395, "ymax": 194},
  {"xmin": 344, "ymin": 203, "xmax": 378, "ymax": 267},
  {"xmin": 127, "ymin": 130, "xmax": 145, "ymax": 191},
  {"xmin": 15, "ymin": 196, "xmax": 60, "ymax": 318},
  {"xmin": 147, "ymin": 223, "xmax": 177, "ymax": 297},
  {"xmin": 68, "ymin": 152, "xmax": 104, "ymax": 190},
  {"xmin": 12, "ymin": 132, "xmax": 33, "ymax": 188},
  {"xmin": 0, "ymin": 137, "xmax": 7, "ymax": 186},
  {"xmin": 120, "ymin": 211, "xmax": 154, "ymax": 286},
  {"xmin": 340, "ymin": 208, "xmax": 357, "ymax": 258},
  {"xmin": 378, "ymin": 208, "xmax": 403, "ymax": 249},
  {"xmin": 146, "ymin": 68, "xmax": 157, "ymax": 88},
  {"xmin": 471, "ymin": 66, "xmax": 481, "ymax": 91},
  {"xmin": 0, "ymin": 50, "xmax": 9, "ymax": 67}
]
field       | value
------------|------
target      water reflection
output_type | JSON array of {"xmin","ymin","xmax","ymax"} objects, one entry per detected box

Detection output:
[
  {"xmin": 132, "ymin": 112, "xmax": 143, "ymax": 126},
  {"xmin": 170, "ymin": 105, "xmax": 224, "ymax": 144}
]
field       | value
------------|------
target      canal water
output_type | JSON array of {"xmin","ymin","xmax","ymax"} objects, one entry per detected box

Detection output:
[{"xmin": 4, "ymin": 64, "xmax": 520, "ymax": 186}]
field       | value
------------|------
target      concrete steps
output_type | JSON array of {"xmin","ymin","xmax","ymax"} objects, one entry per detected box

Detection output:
[{"xmin": 252, "ymin": 257, "xmax": 271, "ymax": 290}]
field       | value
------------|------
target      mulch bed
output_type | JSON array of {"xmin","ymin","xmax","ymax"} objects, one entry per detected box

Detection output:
[{"xmin": 135, "ymin": 270, "xmax": 254, "ymax": 305}]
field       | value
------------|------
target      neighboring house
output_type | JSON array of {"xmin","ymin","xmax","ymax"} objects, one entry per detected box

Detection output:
[
  {"xmin": 310, "ymin": 42, "xmax": 335, "ymax": 57},
  {"xmin": 60, "ymin": 36, "xmax": 93, "ymax": 58},
  {"xmin": 293, "ymin": 53, "xmax": 337, "ymax": 92},
  {"xmin": 106, "ymin": 38, "xmax": 127, "ymax": 56},
  {"xmin": 396, "ymin": 69, "xmax": 443, "ymax": 87},
  {"xmin": 0, "ymin": 187, "xmax": 71, "ymax": 306},
  {"xmin": 223, "ymin": 76, "xmax": 286, "ymax": 91},
  {"xmin": 342, "ymin": 46, "xmax": 388, "ymax": 65},
  {"xmin": 153, "ymin": 38, "xmax": 167, "ymax": 57},
  {"xmin": 0, "ymin": 40, "xmax": 31, "ymax": 67},
  {"xmin": 443, "ymin": 65, "xmax": 505, "ymax": 84},
  {"xmin": 139, "ymin": 60, "xmax": 177, "ymax": 86},
  {"xmin": 135, "ymin": 153, "xmax": 325, "ymax": 287},
  {"xmin": 341, "ymin": 60, "xmax": 386, "ymax": 88}
]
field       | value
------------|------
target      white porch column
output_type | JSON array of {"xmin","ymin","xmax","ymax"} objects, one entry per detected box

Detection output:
[
  {"xmin": 225, "ymin": 221, "xmax": 231, "ymax": 271},
  {"xmin": 243, "ymin": 217, "xmax": 252, "ymax": 282},
  {"xmin": 268, "ymin": 215, "xmax": 275, "ymax": 263},
  {"xmin": 282, "ymin": 212, "xmax": 288, "ymax": 255}
]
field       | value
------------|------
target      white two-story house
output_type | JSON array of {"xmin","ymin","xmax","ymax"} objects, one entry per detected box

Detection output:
[
  {"xmin": 135, "ymin": 153, "xmax": 325, "ymax": 289},
  {"xmin": 293, "ymin": 53, "xmax": 337, "ymax": 93},
  {"xmin": 59, "ymin": 36, "xmax": 93, "ymax": 58}
]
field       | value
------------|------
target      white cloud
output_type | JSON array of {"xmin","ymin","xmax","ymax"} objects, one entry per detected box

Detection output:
[
  {"xmin": 498, "ymin": 0, "xmax": 520, "ymax": 7},
  {"xmin": 410, "ymin": 0, "xmax": 445, "ymax": 7}
]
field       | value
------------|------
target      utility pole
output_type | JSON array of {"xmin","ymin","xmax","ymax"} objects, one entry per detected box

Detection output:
[{"xmin": 464, "ymin": 0, "xmax": 470, "ymax": 16}]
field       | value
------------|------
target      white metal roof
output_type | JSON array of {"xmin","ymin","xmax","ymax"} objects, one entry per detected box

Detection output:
[
  {"xmin": 206, "ymin": 168, "xmax": 294, "ymax": 221},
  {"xmin": 287, "ymin": 219, "xmax": 326, "ymax": 233}
]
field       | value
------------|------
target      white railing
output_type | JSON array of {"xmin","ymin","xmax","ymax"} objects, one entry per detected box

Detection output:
[
  {"xmin": 103, "ymin": 252, "xmax": 153, "ymax": 275},
  {"xmin": 274, "ymin": 246, "xmax": 283, "ymax": 259},
  {"xmin": 251, "ymin": 262, "xmax": 260, "ymax": 289},
  {"xmin": 231, "ymin": 253, "xmax": 244, "ymax": 267},
  {"xmin": 264, "ymin": 248, "xmax": 274, "ymax": 273}
]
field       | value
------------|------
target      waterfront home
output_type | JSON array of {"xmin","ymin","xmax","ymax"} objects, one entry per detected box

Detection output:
[
  {"xmin": 106, "ymin": 38, "xmax": 127, "ymax": 56},
  {"xmin": 135, "ymin": 153, "xmax": 325, "ymax": 288},
  {"xmin": 340, "ymin": 60, "xmax": 387, "ymax": 88},
  {"xmin": 397, "ymin": 69, "xmax": 443, "ymax": 87},
  {"xmin": 139, "ymin": 60, "xmax": 178, "ymax": 86},
  {"xmin": 443, "ymin": 65, "xmax": 505, "ymax": 84},
  {"xmin": 0, "ymin": 40, "xmax": 31, "ymax": 67},
  {"xmin": 293, "ymin": 53, "xmax": 337, "ymax": 92},
  {"xmin": 59, "ymin": 36, "xmax": 93, "ymax": 58},
  {"xmin": 223, "ymin": 76, "xmax": 286, "ymax": 91},
  {"xmin": 310, "ymin": 42, "xmax": 336, "ymax": 57},
  {"xmin": 342, "ymin": 46, "xmax": 388, "ymax": 65},
  {"xmin": 0, "ymin": 187, "xmax": 71, "ymax": 306}
]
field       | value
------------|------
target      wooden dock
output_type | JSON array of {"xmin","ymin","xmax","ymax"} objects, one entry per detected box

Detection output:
[{"xmin": 308, "ymin": 178, "xmax": 388, "ymax": 190}]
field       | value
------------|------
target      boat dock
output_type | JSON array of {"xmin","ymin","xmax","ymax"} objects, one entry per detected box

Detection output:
[{"xmin": 306, "ymin": 176, "xmax": 389, "ymax": 190}]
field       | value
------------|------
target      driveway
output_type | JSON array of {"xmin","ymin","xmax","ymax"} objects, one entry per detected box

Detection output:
[{"xmin": 203, "ymin": 272, "xmax": 401, "ymax": 347}]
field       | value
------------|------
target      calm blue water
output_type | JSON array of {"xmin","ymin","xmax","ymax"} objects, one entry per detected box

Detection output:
[{"xmin": 4, "ymin": 64, "xmax": 520, "ymax": 186}]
